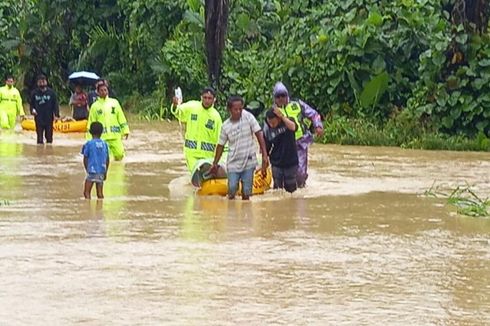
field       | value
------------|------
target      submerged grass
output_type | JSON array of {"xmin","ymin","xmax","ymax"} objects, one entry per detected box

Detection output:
[
  {"xmin": 124, "ymin": 93, "xmax": 172, "ymax": 121},
  {"xmin": 425, "ymin": 182, "xmax": 490, "ymax": 217}
]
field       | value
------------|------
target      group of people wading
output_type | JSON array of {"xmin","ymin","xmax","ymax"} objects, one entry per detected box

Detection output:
[
  {"xmin": 0, "ymin": 74, "xmax": 323, "ymax": 200},
  {"xmin": 0, "ymin": 75, "xmax": 129, "ymax": 200},
  {"xmin": 172, "ymin": 81, "xmax": 323, "ymax": 200}
]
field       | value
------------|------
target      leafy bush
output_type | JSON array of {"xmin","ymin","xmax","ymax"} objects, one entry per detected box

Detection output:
[
  {"xmin": 410, "ymin": 31, "xmax": 490, "ymax": 136},
  {"xmin": 321, "ymin": 114, "xmax": 490, "ymax": 151},
  {"xmin": 221, "ymin": 0, "xmax": 449, "ymax": 120}
]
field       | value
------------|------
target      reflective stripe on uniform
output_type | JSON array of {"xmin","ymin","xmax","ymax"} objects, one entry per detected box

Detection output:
[
  {"xmin": 200, "ymin": 142, "xmax": 215, "ymax": 152},
  {"xmin": 185, "ymin": 139, "xmax": 197, "ymax": 149}
]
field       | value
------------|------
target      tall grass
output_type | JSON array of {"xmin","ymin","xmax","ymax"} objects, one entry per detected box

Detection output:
[
  {"xmin": 425, "ymin": 182, "xmax": 490, "ymax": 217},
  {"xmin": 124, "ymin": 93, "xmax": 171, "ymax": 121}
]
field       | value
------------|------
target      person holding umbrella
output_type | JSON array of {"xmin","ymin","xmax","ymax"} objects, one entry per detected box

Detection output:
[
  {"xmin": 86, "ymin": 83, "xmax": 129, "ymax": 161},
  {"xmin": 70, "ymin": 84, "xmax": 88, "ymax": 121},
  {"xmin": 68, "ymin": 71, "xmax": 99, "ymax": 119}
]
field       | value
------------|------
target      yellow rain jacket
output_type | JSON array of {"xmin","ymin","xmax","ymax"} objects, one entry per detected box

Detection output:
[
  {"xmin": 0, "ymin": 85, "xmax": 24, "ymax": 129},
  {"xmin": 86, "ymin": 97, "xmax": 129, "ymax": 160},
  {"xmin": 87, "ymin": 97, "xmax": 129, "ymax": 140},
  {"xmin": 172, "ymin": 100, "xmax": 222, "ymax": 172}
]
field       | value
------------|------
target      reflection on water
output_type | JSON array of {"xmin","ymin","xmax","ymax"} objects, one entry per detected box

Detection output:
[
  {"xmin": 0, "ymin": 135, "xmax": 23, "ymax": 201},
  {"xmin": 0, "ymin": 121, "xmax": 489, "ymax": 324},
  {"xmin": 102, "ymin": 162, "xmax": 128, "ymax": 239}
]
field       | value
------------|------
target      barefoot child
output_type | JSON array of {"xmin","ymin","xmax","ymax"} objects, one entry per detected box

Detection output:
[{"xmin": 82, "ymin": 121, "xmax": 109, "ymax": 199}]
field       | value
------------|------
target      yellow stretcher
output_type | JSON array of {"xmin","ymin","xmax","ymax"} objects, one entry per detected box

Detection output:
[
  {"xmin": 21, "ymin": 119, "xmax": 87, "ymax": 133},
  {"xmin": 196, "ymin": 167, "xmax": 272, "ymax": 196}
]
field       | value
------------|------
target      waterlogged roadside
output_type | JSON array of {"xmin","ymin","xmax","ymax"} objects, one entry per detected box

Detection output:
[
  {"xmin": 306, "ymin": 142, "xmax": 490, "ymax": 199},
  {"xmin": 0, "ymin": 120, "xmax": 489, "ymax": 325}
]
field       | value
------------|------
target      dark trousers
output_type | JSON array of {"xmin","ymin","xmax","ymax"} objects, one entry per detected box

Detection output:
[
  {"xmin": 272, "ymin": 165, "xmax": 298, "ymax": 193},
  {"xmin": 35, "ymin": 120, "xmax": 53, "ymax": 144}
]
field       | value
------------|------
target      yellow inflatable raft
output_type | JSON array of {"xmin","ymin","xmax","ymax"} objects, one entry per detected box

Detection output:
[
  {"xmin": 21, "ymin": 119, "xmax": 87, "ymax": 133},
  {"xmin": 197, "ymin": 168, "xmax": 272, "ymax": 196}
]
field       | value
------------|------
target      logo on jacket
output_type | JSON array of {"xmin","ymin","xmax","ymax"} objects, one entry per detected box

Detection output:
[
  {"xmin": 35, "ymin": 94, "xmax": 50, "ymax": 105},
  {"xmin": 111, "ymin": 107, "xmax": 116, "ymax": 114},
  {"xmin": 205, "ymin": 119, "xmax": 215, "ymax": 130}
]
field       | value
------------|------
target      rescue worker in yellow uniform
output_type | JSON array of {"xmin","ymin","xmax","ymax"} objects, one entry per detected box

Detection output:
[
  {"xmin": 171, "ymin": 87, "xmax": 222, "ymax": 172},
  {"xmin": 86, "ymin": 83, "xmax": 129, "ymax": 161},
  {"xmin": 0, "ymin": 75, "xmax": 25, "ymax": 130}
]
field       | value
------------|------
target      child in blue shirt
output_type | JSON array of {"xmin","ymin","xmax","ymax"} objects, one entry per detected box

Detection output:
[{"xmin": 81, "ymin": 121, "xmax": 109, "ymax": 199}]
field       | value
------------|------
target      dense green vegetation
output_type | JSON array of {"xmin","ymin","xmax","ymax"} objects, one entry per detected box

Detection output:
[{"xmin": 1, "ymin": 0, "xmax": 489, "ymax": 150}]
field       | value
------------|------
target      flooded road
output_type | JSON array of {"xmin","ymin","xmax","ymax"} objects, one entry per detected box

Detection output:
[{"xmin": 1, "ymin": 119, "xmax": 489, "ymax": 325}]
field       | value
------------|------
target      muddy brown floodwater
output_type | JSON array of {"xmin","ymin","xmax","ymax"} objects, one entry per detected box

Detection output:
[{"xmin": 0, "ymin": 118, "xmax": 489, "ymax": 325}]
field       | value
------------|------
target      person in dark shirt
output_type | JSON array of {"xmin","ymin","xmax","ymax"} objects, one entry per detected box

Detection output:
[
  {"xmin": 30, "ymin": 74, "xmax": 60, "ymax": 144},
  {"xmin": 263, "ymin": 108, "xmax": 298, "ymax": 193}
]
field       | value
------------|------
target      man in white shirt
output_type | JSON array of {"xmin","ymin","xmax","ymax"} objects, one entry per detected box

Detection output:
[{"xmin": 211, "ymin": 96, "xmax": 269, "ymax": 200}]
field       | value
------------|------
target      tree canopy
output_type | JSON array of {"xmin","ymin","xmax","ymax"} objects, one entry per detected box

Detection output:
[{"xmin": 1, "ymin": 0, "xmax": 489, "ymax": 137}]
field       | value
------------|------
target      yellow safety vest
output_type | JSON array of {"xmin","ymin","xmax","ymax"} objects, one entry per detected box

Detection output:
[
  {"xmin": 173, "ymin": 100, "xmax": 222, "ymax": 162},
  {"xmin": 87, "ymin": 97, "xmax": 129, "ymax": 140},
  {"xmin": 0, "ymin": 86, "xmax": 24, "ymax": 115},
  {"xmin": 279, "ymin": 101, "xmax": 310, "ymax": 140}
]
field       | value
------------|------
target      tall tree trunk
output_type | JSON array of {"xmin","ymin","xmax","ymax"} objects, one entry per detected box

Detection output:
[
  {"xmin": 466, "ymin": 0, "xmax": 489, "ymax": 33},
  {"xmin": 451, "ymin": 0, "xmax": 489, "ymax": 33},
  {"xmin": 205, "ymin": 0, "xmax": 229, "ymax": 90}
]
